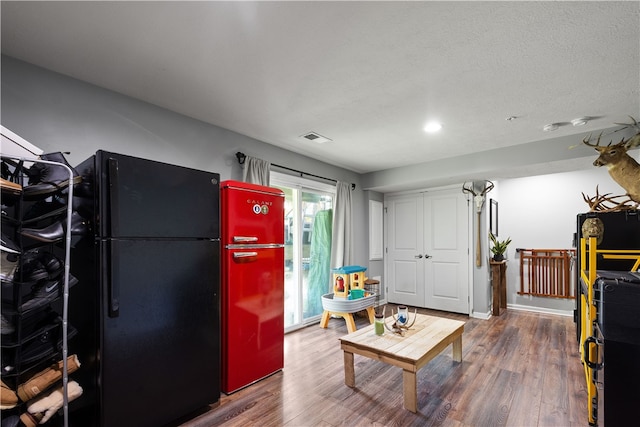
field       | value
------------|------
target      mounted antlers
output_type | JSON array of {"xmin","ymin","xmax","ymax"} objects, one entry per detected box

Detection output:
[
  {"xmin": 583, "ymin": 116, "xmax": 640, "ymax": 204},
  {"xmin": 462, "ymin": 180, "xmax": 494, "ymax": 266},
  {"xmin": 582, "ymin": 185, "xmax": 638, "ymax": 212},
  {"xmin": 462, "ymin": 180, "xmax": 495, "ymax": 213}
]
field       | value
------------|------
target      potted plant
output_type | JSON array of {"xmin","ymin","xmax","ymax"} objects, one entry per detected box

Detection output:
[{"xmin": 489, "ymin": 232, "xmax": 511, "ymax": 261}]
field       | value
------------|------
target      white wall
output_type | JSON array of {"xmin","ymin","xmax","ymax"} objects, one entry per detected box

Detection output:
[{"xmin": 497, "ymin": 167, "xmax": 632, "ymax": 314}]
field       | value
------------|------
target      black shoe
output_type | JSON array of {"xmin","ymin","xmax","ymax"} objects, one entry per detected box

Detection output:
[
  {"xmin": 20, "ymin": 212, "xmax": 88, "ymax": 244},
  {"xmin": 15, "ymin": 250, "xmax": 52, "ymax": 283},
  {"xmin": 14, "ymin": 249, "xmax": 63, "ymax": 282},
  {"xmin": 23, "ymin": 152, "xmax": 82, "ymax": 200},
  {"xmin": 9, "ymin": 317, "xmax": 78, "ymax": 367},
  {"xmin": 2, "ymin": 308, "xmax": 65, "ymax": 347},
  {"xmin": 20, "ymin": 275, "xmax": 79, "ymax": 313},
  {"xmin": 0, "ymin": 232, "xmax": 20, "ymax": 255},
  {"xmin": 23, "ymin": 194, "xmax": 93, "ymax": 225},
  {"xmin": 22, "ymin": 196, "xmax": 68, "ymax": 224}
]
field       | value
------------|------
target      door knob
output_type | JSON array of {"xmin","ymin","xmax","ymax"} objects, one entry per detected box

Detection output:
[
  {"xmin": 424, "ymin": 254, "xmax": 433, "ymax": 259},
  {"xmin": 414, "ymin": 254, "xmax": 423, "ymax": 259}
]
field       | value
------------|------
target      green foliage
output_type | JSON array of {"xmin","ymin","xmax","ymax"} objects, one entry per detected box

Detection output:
[{"xmin": 489, "ymin": 232, "xmax": 511, "ymax": 256}]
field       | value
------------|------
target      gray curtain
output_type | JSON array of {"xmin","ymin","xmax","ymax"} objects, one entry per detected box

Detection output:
[
  {"xmin": 330, "ymin": 181, "xmax": 353, "ymax": 268},
  {"xmin": 242, "ymin": 156, "xmax": 271, "ymax": 186}
]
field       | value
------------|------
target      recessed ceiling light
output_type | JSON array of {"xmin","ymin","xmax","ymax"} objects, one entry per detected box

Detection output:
[
  {"xmin": 423, "ymin": 122, "xmax": 442, "ymax": 133},
  {"xmin": 543, "ymin": 123, "xmax": 559, "ymax": 132},
  {"xmin": 571, "ymin": 117, "xmax": 590, "ymax": 126}
]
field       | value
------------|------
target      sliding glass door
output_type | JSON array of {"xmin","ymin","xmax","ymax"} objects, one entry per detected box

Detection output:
[{"xmin": 271, "ymin": 172, "xmax": 334, "ymax": 332}]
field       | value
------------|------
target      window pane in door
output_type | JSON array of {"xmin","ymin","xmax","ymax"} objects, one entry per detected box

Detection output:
[
  {"xmin": 272, "ymin": 176, "xmax": 334, "ymax": 331},
  {"xmin": 302, "ymin": 193, "xmax": 333, "ymax": 320}
]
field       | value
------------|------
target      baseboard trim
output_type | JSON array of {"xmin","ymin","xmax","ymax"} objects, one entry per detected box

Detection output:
[
  {"xmin": 471, "ymin": 310, "xmax": 492, "ymax": 320},
  {"xmin": 379, "ymin": 299, "xmax": 572, "ymax": 319},
  {"xmin": 508, "ymin": 303, "xmax": 573, "ymax": 317}
]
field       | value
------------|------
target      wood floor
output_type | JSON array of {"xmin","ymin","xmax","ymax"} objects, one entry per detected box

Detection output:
[{"xmin": 176, "ymin": 305, "xmax": 588, "ymax": 427}]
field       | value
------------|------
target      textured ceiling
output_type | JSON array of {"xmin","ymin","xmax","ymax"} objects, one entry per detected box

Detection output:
[{"xmin": 1, "ymin": 1, "xmax": 639, "ymax": 188}]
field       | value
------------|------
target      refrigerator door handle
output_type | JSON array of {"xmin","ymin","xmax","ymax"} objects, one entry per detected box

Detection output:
[
  {"xmin": 233, "ymin": 252, "xmax": 258, "ymax": 261},
  {"xmin": 233, "ymin": 236, "xmax": 258, "ymax": 243},
  {"xmin": 233, "ymin": 251, "xmax": 259, "ymax": 259},
  {"xmin": 108, "ymin": 157, "xmax": 120, "ymax": 234},
  {"xmin": 107, "ymin": 240, "xmax": 120, "ymax": 317}
]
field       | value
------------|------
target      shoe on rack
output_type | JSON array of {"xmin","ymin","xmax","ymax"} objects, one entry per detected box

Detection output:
[
  {"xmin": 14, "ymin": 249, "xmax": 63, "ymax": 283},
  {"xmin": 37, "ymin": 251, "xmax": 63, "ymax": 279},
  {"xmin": 22, "ymin": 152, "xmax": 82, "ymax": 200},
  {"xmin": 23, "ymin": 193, "xmax": 93, "ymax": 224},
  {"xmin": 2, "ymin": 308, "xmax": 58, "ymax": 346},
  {"xmin": 1, "ymin": 379, "xmax": 18, "ymax": 409},
  {"xmin": 1, "ymin": 232, "xmax": 20, "ymax": 254},
  {"xmin": 12, "ymin": 320, "xmax": 77, "ymax": 368},
  {"xmin": 14, "ymin": 250, "xmax": 54, "ymax": 283},
  {"xmin": 20, "ymin": 380, "xmax": 83, "ymax": 427},
  {"xmin": 17, "ymin": 354, "xmax": 81, "ymax": 402},
  {"xmin": 22, "ymin": 195, "xmax": 68, "ymax": 224},
  {"xmin": 20, "ymin": 274, "xmax": 79, "ymax": 313},
  {"xmin": 0, "ymin": 177, "xmax": 22, "ymax": 196},
  {"xmin": 20, "ymin": 211, "xmax": 88, "ymax": 244}
]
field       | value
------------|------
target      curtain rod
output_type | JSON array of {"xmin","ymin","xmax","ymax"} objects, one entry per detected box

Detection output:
[{"xmin": 235, "ymin": 152, "xmax": 355, "ymax": 190}]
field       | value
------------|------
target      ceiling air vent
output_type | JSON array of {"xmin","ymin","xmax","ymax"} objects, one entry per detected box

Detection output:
[{"xmin": 299, "ymin": 131, "xmax": 332, "ymax": 144}]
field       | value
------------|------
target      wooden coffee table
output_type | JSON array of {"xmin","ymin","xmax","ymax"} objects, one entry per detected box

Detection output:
[{"xmin": 339, "ymin": 313, "xmax": 465, "ymax": 413}]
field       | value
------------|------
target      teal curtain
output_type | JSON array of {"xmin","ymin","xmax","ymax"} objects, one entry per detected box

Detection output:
[{"xmin": 306, "ymin": 209, "xmax": 332, "ymax": 317}]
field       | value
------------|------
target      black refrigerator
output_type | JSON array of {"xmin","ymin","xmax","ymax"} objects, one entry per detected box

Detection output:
[{"xmin": 69, "ymin": 151, "xmax": 220, "ymax": 427}]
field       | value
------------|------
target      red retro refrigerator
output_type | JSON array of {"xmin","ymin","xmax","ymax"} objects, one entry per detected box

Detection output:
[{"xmin": 220, "ymin": 180, "xmax": 285, "ymax": 393}]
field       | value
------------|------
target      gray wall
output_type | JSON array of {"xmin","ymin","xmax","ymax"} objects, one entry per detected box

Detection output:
[
  {"xmin": 5, "ymin": 55, "xmax": 629, "ymax": 317},
  {"xmin": 1, "ymin": 55, "xmax": 369, "ymax": 268}
]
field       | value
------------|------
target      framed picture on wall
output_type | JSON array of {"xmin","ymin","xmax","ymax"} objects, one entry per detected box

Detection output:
[{"xmin": 490, "ymin": 199, "xmax": 498, "ymax": 236}]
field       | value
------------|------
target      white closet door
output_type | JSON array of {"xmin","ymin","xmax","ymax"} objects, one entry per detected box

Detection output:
[
  {"xmin": 386, "ymin": 189, "xmax": 469, "ymax": 314},
  {"xmin": 423, "ymin": 191, "xmax": 469, "ymax": 313},
  {"xmin": 386, "ymin": 194, "xmax": 425, "ymax": 306}
]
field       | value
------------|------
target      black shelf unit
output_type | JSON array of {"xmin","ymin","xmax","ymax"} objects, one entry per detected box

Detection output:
[
  {"xmin": 1, "ymin": 155, "xmax": 83, "ymax": 427},
  {"xmin": 575, "ymin": 210, "xmax": 640, "ymax": 426}
]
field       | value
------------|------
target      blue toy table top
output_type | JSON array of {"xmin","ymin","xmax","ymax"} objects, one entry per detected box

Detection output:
[{"xmin": 332, "ymin": 265, "xmax": 367, "ymax": 274}]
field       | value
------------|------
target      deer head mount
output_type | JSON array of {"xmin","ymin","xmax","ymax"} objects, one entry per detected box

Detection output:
[
  {"xmin": 583, "ymin": 116, "xmax": 640, "ymax": 206},
  {"xmin": 462, "ymin": 180, "xmax": 494, "ymax": 213},
  {"xmin": 462, "ymin": 180, "xmax": 494, "ymax": 266}
]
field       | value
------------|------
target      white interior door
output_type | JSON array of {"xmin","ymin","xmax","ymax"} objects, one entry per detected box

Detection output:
[
  {"xmin": 386, "ymin": 190, "xmax": 469, "ymax": 314},
  {"xmin": 386, "ymin": 194, "xmax": 425, "ymax": 306},
  {"xmin": 423, "ymin": 191, "xmax": 469, "ymax": 313}
]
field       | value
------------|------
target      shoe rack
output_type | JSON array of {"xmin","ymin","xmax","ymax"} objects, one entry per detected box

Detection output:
[{"xmin": 1, "ymin": 154, "xmax": 86, "ymax": 427}]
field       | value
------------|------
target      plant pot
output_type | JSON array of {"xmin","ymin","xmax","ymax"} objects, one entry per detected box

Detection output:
[{"xmin": 493, "ymin": 254, "xmax": 505, "ymax": 262}]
